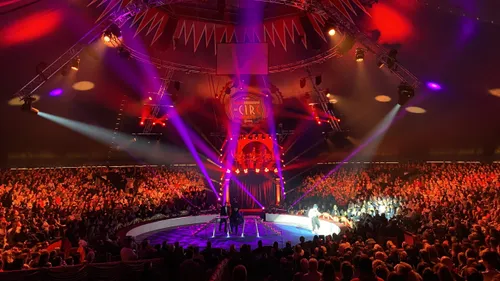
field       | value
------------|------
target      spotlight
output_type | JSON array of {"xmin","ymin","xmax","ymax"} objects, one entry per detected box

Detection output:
[
  {"xmin": 328, "ymin": 28, "xmax": 336, "ymax": 36},
  {"xmin": 148, "ymin": 96, "xmax": 153, "ymax": 101},
  {"xmin": 243, "ymin": 169, "xmax": 248, "ymax": 174},
  {"xmin": 326, "ymin": 92, "xmax": 331, "ymax": 98},
  {"xmin": 387, "ymin": 49, "xmax": 398, "ymax": 69},
  {"xmin": 152, "ymin": 122, "xmax": 156, "ymax": 126},
  {"xmin": 226, "ymin": 169, "xmax": 231, "ymax": 174},
  {"xmin": 264, "ymin": 168, "xmax": 269, "ymax": 172},
  {"xmin": 235, "ymin": 169, "xmax": 240, "ymax": 174},
  {"xmin": 315, "ymin": 75, "xmax": 322, "ymax": 85},
  {"xmin": 70, "ymin": 57, "xmax": 80, "ymax": 71},
  {"xmin": 103, "ymin": 34, "xmax": 111, "ymax": 42},
  {"xmin": 21, "ymin": 96, "xmax": 38, "ymax": 114},
  {"xmin": 105, "ymin": 24, "xmax": 121, "ymax": 39},
  {"xmin": 262, "ymin": 207, "xmax": 265, "ymax": 210},
  {"xmin": 255, "ymin": 168, "xmax": 260, "ymax": 173},
  {"xmin": 299, "ymin": 78, "xmax": 306, "ymax": 88},
  {"xmin": 162, "ymin": 123, "xmax": 166, "ymax": 126},
  {"xmin": 355, "ymin": 48, "xmax": 365, "ymax": 62},
  {"xmin": 273, "ymin": 168, "xmax": 278, "ymax": 173},
  {"xmin": 140, "ymin": 121, "xmax": 144, "ymax": 126},
  {"xmin": 397, "ymin": 82, "xmax": 415, "ymax": 106}
]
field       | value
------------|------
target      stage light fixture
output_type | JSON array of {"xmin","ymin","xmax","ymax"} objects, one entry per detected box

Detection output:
[
  {"xmin": 162, "ymin": 123, "xmax": 166, "ymax": 126},
  {"xmin": 21, "ymin": 96, "xmax": 39, "ymax": 114},
  {"xmin": 299, "ymin": 78, "xmax": 306, "ymax": 88},
  {"xmin": 226, "ymin": 169, "xmax": 231, "ymax": 174},
  {"xmin": 256, "ymin": 168, "xmax": 260, "ymax": 173},
  {"xmin": 387, "ymin": 49, "xmax": 398, "ymax": 69},
  {"xmin": 140, "ymin": 121, "xmax": 144, "ymax": 126},
  {"xmin": 70, "ymin": 57, "xmax": 80, "ymax": 71},
  {"xmin": 264, "ymin": 168, "xmax": 269, "ymax": 173},
  {"xmin": 326, "ymin": 92, "xmax": 331, "ymax": 98},
  {"xmin": 244, "ymin": 169, "xmax": 248, "ymax": 174},
  {"xmin": 328, "ymin": 28, "xmax": 336, "ymax": 36},
  {"xmin": 315, "ymin": 75, "xmax": 322, "ymax": 85},
  {"xmin": 152, "ymin": 122, "xmax": 156, "ymax": 126},
  {"xmin": 273, "ymin": 168, "xmax": 278, "ymax": 173},
  {"xmin": 397, "ymin": 82, "xmax": 415, "ymax": 106},
  {"xmin": 355, "ymin": 48, "xmax": 365, "ymax": 62},
  {"xmin": 148, "ymin": 96, "xmax": 152, "ymax": 101},
  {"xmin": 235, "ymin": 169, "xmax": 240, "ymax": 174}
]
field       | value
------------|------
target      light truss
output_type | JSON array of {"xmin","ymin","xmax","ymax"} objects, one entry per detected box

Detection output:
[
  {"xmin": 306, "ymin": 67, "xmax": 342, "ymax": 132},
  {"xmin": 13, "ymin": 0, "xmax": 419, "ymax": 103},
  {"xmin": 13, "ymin": 11, "xmax": 134, "ymax": 101},
  {"xmin": 11, "ymin": 0, "xmax": 164, "ymax": 102},
  {"xmin": 148, "ymin": 0, "xmax": 419, "ymax": 88},
  {"xmin": 143, "ymin": 69, "xmax": 175, "ymax": 134}
]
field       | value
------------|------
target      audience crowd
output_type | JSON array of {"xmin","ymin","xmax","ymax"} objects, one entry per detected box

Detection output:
[
  {"xmin": 0, "ymin": 166, "xmax": 210, "ymax": 271},
  {"xmin": 0, "ymin": 162, "xmax": 498, "ymax": 281}
]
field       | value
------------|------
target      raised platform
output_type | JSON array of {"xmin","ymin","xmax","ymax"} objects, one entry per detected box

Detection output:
[{"xmin": 127, "ymin": 214, "xmax": 344, "ymax": 249}]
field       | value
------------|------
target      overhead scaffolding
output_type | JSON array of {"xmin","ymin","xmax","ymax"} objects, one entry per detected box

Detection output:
[{"xmin": 142, "ymin": 69, "xmax": 175, "ymax": 134}]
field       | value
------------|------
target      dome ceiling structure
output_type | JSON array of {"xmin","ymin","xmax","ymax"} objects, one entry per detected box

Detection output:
[{"xmin": 0, "ymin": 0, "xmax": 499, "ymax": 167}]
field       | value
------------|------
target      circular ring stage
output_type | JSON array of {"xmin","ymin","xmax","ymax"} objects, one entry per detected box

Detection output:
[{"xmin": 128, "ymin": 214, "xmax": 344, "ymax": 249}]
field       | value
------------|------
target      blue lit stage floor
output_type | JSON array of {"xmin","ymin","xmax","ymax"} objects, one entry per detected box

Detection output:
[{"xmin": 137, "ymin": 221, "xmax": 316, "ymax": 250}]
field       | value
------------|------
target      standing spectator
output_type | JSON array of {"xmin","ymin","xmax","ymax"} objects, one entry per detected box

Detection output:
[{"xmin": 304, "ymin": 258, "xmax": 322, "ymax": 281}]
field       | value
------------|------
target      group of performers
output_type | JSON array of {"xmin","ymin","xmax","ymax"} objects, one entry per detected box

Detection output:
[
  {"xmin": 219, "ymin": 201, "xmax": 322, "ymax": 235},
  {"xmin": 219, "ymin": 198, "xmax": 244, "ymax": 235}
]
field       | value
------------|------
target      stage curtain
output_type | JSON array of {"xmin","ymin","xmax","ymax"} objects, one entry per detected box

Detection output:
[{"xmin": 229, "ymin": 174, "xmax": 276, "ymax": 208}]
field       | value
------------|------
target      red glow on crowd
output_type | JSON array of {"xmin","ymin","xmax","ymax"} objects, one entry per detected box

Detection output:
[
  {"xmin": 0, "ymin": 10, "xmax": 63, "ymax": 46},
  {"xmin": 369, "ymin": 4, "xmax": 413, "ymax": 44}
]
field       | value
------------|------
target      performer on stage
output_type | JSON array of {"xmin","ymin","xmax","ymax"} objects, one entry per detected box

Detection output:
[
  {"xmin": 308, "ymin": 204, "xmax": 321, "ymax": 233},
  {"xmin": 219, "ymin": 203, "xmax": 229, "ymax": 233},
  {"xmin": 230, "ymin": 198, "xmax": 242, "ymax": 234}
]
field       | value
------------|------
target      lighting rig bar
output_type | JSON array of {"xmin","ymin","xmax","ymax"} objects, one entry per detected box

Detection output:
[{"xmin": 143, "ymin": 69, "xmax": 175, "ymax": 134}]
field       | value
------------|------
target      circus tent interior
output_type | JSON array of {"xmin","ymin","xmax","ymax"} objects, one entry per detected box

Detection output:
[{"xmin": 1, "ymin": 0, "xmax": 499, "ymax": 171}]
